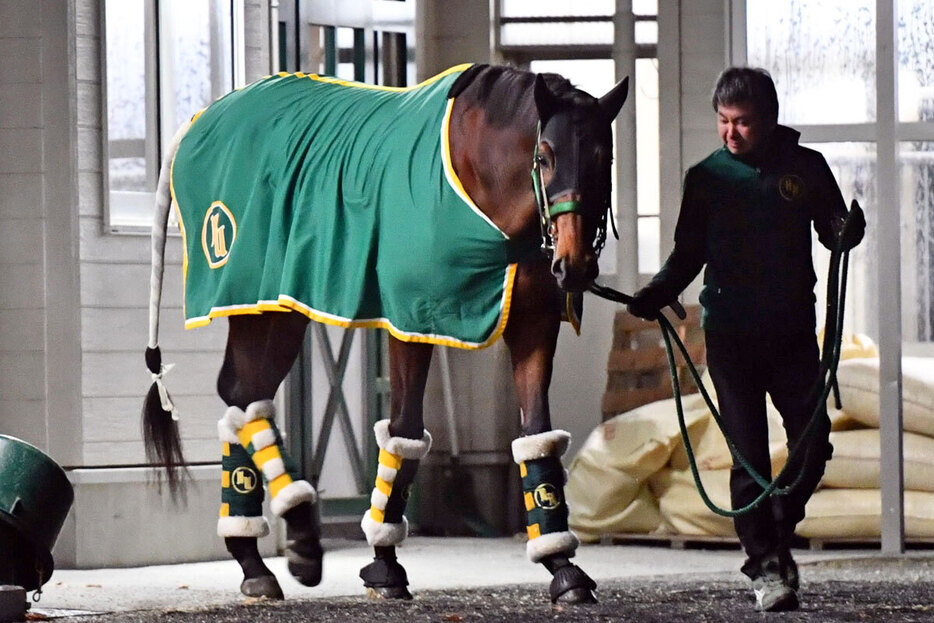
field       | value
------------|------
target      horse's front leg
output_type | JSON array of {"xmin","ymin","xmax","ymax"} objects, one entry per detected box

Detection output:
[
  {"xmin": 359, "ymin": 337, "xmax": 434, "ymax": 599},
  {"xmin": 504, "ymin": 260, "xmax": 597, "ymax": 604}
]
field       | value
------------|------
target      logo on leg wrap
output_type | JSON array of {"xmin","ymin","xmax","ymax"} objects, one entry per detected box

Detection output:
[{"xmin": 232, "ymin": 466, "xmax": 258, "ymax": 494}]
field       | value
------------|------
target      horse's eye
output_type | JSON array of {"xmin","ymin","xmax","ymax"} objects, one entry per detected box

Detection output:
[{"xmin": 535, "ymin": 154, "xmax": 550, "ymax": 168}]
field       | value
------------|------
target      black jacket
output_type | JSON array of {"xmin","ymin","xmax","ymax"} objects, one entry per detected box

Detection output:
[{"xmin": 639, "ymin": 125, "xmax": 850, "ymax": 334}]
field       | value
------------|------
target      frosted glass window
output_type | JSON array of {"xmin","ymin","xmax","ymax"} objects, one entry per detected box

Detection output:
[
  {"xmin": 164, "ymin": 0, "xmax": 232, "ymax": 133},
  {"xmin": 105, "ymin": 0, "xmax": 148, "ymax": 194},
  {"xmin": 500, "ymin": 0, "xmax": 613, "ymax": 18},
  {"xmin": 632, "ymin": 0, "xmax": 657, "ymax": 16},
  {"xmin": 104, "ymin": 0, "xmax": 238, "ymax": 228},
  {"xmin": 500, "ymin": 21, "xmax": 614, "ymax": 46},
  {"xmin": 804, "ymin": 142, "xmax": 876, "ymax": 340},
  {"xmin": 634, "ymin": 20, "xmax": 657, "ymax": 45},
  {"xmin": 636, "ymin": 58, "xmax": 659, "ymax": 218},
  {"xmin": 638, "ymin": 216, "xmax": 660, "ymax": 274},
  {"xmin": 900, "ymin": 142, "xmax": 934, "ymax": 341},
  {"xmin": 746, "ymin": 0, "xmax": 876, "ymax": 125},
  {"xmin": 898, "ymin": 0, "xmax": 934, "ymax": 123}
]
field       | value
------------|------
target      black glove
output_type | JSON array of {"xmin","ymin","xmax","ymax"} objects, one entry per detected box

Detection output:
[
  {"xmin": 627, "ymin": 289, "xmax": 662, "ymax": 320},
  {"xmin": 836, "ymin": 199, "xmax": 866, "ymax": 251}
]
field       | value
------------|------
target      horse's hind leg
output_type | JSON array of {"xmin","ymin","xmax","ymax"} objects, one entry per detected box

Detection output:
[
  {"xmin": 358, "ymin": 337, "xmax": 434, "ymax": 599},
  {"xmin": 216, "ymin": 311, "xmax": 322, "ymax": 598},
  {"xmin": 503, "ymin": 260, "xmax": 597, "ymax": 604}
]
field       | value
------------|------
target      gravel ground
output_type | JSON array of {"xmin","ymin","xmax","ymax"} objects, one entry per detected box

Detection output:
[{"xmin": 38, "ymin": 557, "xmax": 934, "ymax": 623}]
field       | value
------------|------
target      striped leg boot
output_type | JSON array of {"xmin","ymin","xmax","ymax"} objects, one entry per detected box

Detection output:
[
  {"xmin": 359, "ymin": 419, "xmax": 432, "ymax": 598},
  {"xmin": 513, "ymin": 430, "xmax": 596, "ymax": 604},
  {"xmin": 217, "ymin": 440, "xmax": 282, "ymax": 599},
  {"xmin": 218, "ymin": 400, "xmax": 321, "ymax": 587}
]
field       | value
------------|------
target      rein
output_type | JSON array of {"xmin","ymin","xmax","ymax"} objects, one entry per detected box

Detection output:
[{"xmin": 588, "ymin": 207, "xmax": 858, "ymax": 518}]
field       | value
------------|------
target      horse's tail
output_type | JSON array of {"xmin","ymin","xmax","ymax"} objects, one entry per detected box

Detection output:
[{"xmin": 142, "ymin": 120, "xmax": 191, "ymax": 502}]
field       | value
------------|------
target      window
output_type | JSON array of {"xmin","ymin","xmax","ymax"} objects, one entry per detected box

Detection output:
[
  {"xmin": 744, "ymin": 0, "xmax": 934, "ymax": 347},
  {"xmin": 103, "ymin": 0, "xmax": 243, "ymax": 230}
]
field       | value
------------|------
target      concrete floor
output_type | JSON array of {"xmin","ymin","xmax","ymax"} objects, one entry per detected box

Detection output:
[{"xmin": 26, "ymin": 536, "xmax": 865, "ymax": 619}]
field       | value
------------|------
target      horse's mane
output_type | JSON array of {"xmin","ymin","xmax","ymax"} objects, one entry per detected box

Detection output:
[{"xmin": 448, "ymin": 64, "xmax": 588, "ymax": 130}]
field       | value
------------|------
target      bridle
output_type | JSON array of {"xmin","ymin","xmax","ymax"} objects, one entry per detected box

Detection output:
[{"xmin": 530, "ymin": 119, "xmax": 613, "ymax": 261}]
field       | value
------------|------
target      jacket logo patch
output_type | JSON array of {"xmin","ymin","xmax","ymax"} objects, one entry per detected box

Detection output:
[
  {"xmin": 779, "ymin": 174, "xmax": 804, "ymax": 202},
  {"xmin": 202, "ymin": 201, "xmax": 237, "ymax": 268}
]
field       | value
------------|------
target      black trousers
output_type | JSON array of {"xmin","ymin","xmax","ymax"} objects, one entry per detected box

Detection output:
[{"xmin": 704, "ymin": 330, "xmax": 833, "ymax": 579}]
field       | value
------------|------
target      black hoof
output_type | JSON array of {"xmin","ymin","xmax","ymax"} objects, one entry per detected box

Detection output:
[
  {"xmin": 286, "ymin": 540, "xmax": 323, "ymax": 587},
  {"xmin": 366, "ymin": 586, "xmax": 414, "ymax": 600},
  {"xmin": 360, "ymin": 556, "xmax": 410, "ymax": 599},
  {"xmin": 549, "ymin": 564, "xmax": 597, "ymax": 604},
  {"xmin": 240, "ymin": 575, "xmax": 284, "ymax": 600}
]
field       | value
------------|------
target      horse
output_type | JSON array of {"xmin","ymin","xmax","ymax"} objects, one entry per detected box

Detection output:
[{"xmin": 142, "ymin": 63, "xmax": 629, "ymax": 604}]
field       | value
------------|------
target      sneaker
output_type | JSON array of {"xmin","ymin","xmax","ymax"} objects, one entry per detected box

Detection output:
[
  {"xmin": 753, "ymin": 575, "xmax": 799, "ymax": 612},
  {"xmin": 752, "ymin": 559, "xmax": 799, "ymax": 612}
]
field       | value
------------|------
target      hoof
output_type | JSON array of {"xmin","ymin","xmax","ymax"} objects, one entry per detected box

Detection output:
[
  {"xmin": 555, "ymin": 587, "xmax": 597, "ymax": 604},
  {"xmin": 240, "ymin": 575, "xmax": 284, "ymax": 600},
  {"xmin": 549, "ymin": 564, "xmax": 597, "ymax": 604},
  {"xmin": 360, "ymin": 556, "xmax": 410, "ymax": 599},
  {"xmin": 286, "ymin": 540, "xmax": 323, "ymax": 587},
  {"xmin": 366, "ymin": 586, "xmax": 413, "ymax": 600}
]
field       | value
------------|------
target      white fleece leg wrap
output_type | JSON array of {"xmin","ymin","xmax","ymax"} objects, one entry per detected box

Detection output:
[
  {"xmin": 217, "ymin": 515, "xmax": 270, "ymax": 538},
  {"xmin": 219, "ymin": 401, "xmax": 317, "ymax": 517},
  {"xmin": 511, "ymin": 429, "xmax": 571, "ymax": 463},
  {"xmin": 512, "ymin": 430, "xmax": 578, "ymax": 563},
  {"xmin": 360, "ymin": 419, "xmax": 432, "ymax": 547},
  {"xmin": 271, "ymin": 480, "xmax": 317, "ymax": 517},
  {"xmin": 526, "ymin": 531, "xmax": 580, "ymax": 564}
]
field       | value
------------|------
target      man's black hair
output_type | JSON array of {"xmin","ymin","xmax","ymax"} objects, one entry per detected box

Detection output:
[{"xmin": 711, "ymin": 67, "xmax": 779, "ymax": 125}]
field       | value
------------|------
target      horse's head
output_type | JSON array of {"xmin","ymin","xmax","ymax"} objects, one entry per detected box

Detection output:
[{"xmin": 532, "ymin": 75, "xmax": 629, "ymax": 292}]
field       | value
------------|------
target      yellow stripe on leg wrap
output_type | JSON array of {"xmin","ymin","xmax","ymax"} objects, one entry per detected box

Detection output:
[
  {"xmin": 252, "ymin": 444, "xmax": 280, "ymax": 468},
  {"xmin": 370, "ymin": 507, "xmax": 385, "ymax": 523},
  {"xmin": 379, "ymin": 448, "xmax": 403, "ymax": 470},
  {"xmin": 237, "ymin": 418, "xmax": 271, "ymax": 448},
  {"xmin": 375, "ymin": 477, "xmax": 392, "ymax": 497},
  {"xmin": 222, "ymin": 471, "xmax": 230, "ymax": 488},
  {"xmin": 527, "ymin": 523, "xmax": 541, "ymax": 539},
  {"xmin": 268, "ymin": 472, "xmax": 292, "ymax": 498},
  {"xmin": 220, "ymin": 503, "xmax": 230, "ymax": 517}
]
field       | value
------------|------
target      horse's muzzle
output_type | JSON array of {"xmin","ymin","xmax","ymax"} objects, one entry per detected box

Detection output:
[{"xmin": 551, "ymin": 254, "xmax": 598, "ymax": 292}]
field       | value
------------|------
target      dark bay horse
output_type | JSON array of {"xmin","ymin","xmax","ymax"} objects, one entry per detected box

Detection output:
[{"xmin": 143, "ymin": 63, "xmax": 628, "ymax": 604}]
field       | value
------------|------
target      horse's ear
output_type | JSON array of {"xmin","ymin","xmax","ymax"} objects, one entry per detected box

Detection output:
[
  {"xmin": 598, "ymin": 76, "xmax": 630, "ymax": 120},
  {"xmin": 534, "ymin": 74, "xmax": 560, "ymax": 125}
]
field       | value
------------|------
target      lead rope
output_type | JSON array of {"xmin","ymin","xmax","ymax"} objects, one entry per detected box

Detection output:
[{"xmin": 589, "ymin": 214, "xmax": 853, "ymax": 517}]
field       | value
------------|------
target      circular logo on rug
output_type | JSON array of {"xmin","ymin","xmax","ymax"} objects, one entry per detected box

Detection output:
[
  {"xmin": 202, "ymin": 201, "xmax": 237, "ymax": 268},
  {"xmin": 533, "ymin": 483, "xmax": 562, "ymax": 510},
  {"xmin": 231, "ymin": 466, "xmax": 258, "ymax": 494},
  {"xmin": 778, "ymin": 174, "xmax": 805, "ymax": 202}
]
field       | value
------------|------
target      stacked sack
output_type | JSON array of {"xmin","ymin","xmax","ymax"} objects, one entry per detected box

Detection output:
[{"xmin": 568, "ymin": 334, "xmax": 934, "ymax": 543}]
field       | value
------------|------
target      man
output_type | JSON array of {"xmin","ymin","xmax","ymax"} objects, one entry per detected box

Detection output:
[{"xmin": 628, "ymin": 67, "xmax": 865, "ymax": 612}]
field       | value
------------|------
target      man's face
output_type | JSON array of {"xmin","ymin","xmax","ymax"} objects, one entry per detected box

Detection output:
[{"xmin": 717, "ymin": 102, "xmax": 766, "ymax": 156}]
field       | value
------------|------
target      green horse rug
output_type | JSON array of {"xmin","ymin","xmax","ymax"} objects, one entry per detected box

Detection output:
[{"xmin": 171, "ymin": 64, "xmax": 540, "ymax": 349}]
